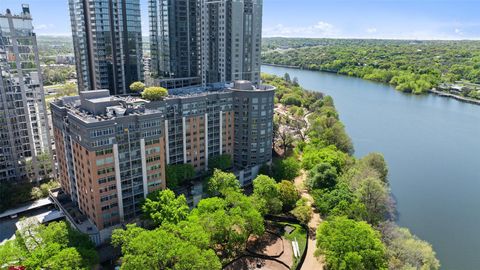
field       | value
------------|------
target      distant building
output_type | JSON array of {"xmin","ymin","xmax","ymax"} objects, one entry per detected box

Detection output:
[
  {"xmin": 68, "ymin": 0, "xmax": 144, "ymax": 95},
  {"xmin": 55, "ymin": 55, "xmax": 75, "ymax": 65},
  {"xmin": 50, "ymin": 80, "xmax": 274, "ymax": 239},
  {"xmin": 148, "ymin": 0, "xmax": 263, "ymax": 87},
  {"xmin": 0, "ymin": 5, "xmax": 52, "ymax": 184}
]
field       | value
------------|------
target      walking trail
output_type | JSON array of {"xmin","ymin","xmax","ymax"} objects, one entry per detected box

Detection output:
[{"xmin": 294, "ymin": 170, "xmax": 324, "ymax": 270}]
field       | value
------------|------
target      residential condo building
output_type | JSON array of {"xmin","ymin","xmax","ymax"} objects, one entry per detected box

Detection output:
[
  {"xmin": 148, "ymin": 0, "xmax": 263, "ymax": 87},
  {"xmin": 199, "ymin": 0, "xmax": 263, "ymax": 85},
  {"xmin": 0, "ymin": 5, "xmax": 51, "ymax": 183},
  {"xmin": 51, "ymin": 80, "xmax": 274, "ymax": 239},
  {"xmin": 68, "ymin": 0, "xmax": 144, "ymax": 95},
  {"xmin": 149, "ymin": 0, "xmax": 199, "ymax": 80}
]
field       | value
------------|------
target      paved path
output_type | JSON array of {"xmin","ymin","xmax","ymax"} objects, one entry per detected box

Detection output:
[{"xmin": 294, "ymin": 171, "xmax": 324, "ymax": 270}]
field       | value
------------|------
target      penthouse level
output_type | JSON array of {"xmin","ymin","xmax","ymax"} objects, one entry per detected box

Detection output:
[{"xmin": 50, "ymin": 81, "xmax": 275, "ymax": 238}]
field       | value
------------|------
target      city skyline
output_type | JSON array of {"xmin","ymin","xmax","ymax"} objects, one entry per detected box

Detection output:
[{"xmin": 1, "ymin": 0, "xmax": 480, "ymax": 40}]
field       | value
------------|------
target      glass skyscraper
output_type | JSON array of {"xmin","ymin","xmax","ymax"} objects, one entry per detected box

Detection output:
[
  {"xmin": 148, "ymin": 0, "xmax": 263, "ymax": 87},
  {"xmin": 0, "ymin": 5, "xmax": 51, "ymax": 183},
  {"xmin": 149, "ymin": 0, "xmax": 199, "ymax": 80},
  {"xmin": 200, "ymin": 0, "xmax": 262, "ymax": 85},
  {"xmin": 69, "ymin": 0, "xmax": 144, "ymax": 95}
]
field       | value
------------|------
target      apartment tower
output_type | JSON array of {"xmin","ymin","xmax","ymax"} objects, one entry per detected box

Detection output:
[
  {"xmin": 68, "ymin": 0, "xmax": 144, "ymax": 95},
  {"xmin": 148, "ymin": 0, "xmax": 263, "ymax": 87},
  {"xmin": 200, "ymin": 0, "xmax": 263, "ymax": 86},
  {"xmin": 149, "ymin": 0, "xmax": 199, "ymax": 80},
  {"xmin": 0, "ymin": 5, "xmax": 51, "ymax": 183}
]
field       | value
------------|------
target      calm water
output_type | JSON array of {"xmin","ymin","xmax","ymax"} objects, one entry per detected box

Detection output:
[{"xmin": 263, "ymin": 65, "xmax": 480, "ymax": 270}]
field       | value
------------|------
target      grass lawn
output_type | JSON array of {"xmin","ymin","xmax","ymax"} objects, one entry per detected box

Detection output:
[{"xmin": 274, "ymin": 221, "xmax": 307, "ymax": 269}]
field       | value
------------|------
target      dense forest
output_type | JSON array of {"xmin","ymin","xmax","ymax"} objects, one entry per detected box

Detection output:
[{"xmin": 262, "ymin": 38, "xmax": 480, "ymax": 95}]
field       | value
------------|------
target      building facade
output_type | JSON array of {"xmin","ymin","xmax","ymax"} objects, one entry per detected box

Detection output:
[
  {"xmin": 149, "ymin": 0, "xmax": 199, "ymax": 80},
  {"xmin": 200, "ymin": 0, "xmax": 262, "ymax": 86},
  {"xmin": 51, "ymin": 80, "xmax": 274, "ymax": 231},
  {"xmin": 0, "ymin": 5, "xmax": 51, "ymax": 183},
  {"xmin": 148, "ymin": 0, "xmax": 263, "ymax": 87},
  {"xmin": 68, "ymin": 0, "xmax": 144, "ymax": 95}
]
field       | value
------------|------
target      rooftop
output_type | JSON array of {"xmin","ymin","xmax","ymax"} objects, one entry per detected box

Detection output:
[
  {"xmin": 0, "ymin": 197, "xmax": 53, "ymax": 219},
  {"xmin": 49, "ymin": 189, "xmax": 99, "ymax": 236}
]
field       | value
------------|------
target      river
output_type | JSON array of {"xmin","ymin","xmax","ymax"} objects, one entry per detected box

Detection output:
[{"xmin": 262, "ymin": 65, "xmax": 480, "ymax": 270}]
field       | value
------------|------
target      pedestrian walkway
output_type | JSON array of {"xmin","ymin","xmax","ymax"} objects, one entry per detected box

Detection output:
[{"xmin": 294, "ymin": 171, "xmax": 324, "ymax": 270}]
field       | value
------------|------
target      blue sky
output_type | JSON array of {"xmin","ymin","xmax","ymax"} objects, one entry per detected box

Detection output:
[{"xmin": 1, "ymin": 0, "xmax": 479, "ymax": 40}]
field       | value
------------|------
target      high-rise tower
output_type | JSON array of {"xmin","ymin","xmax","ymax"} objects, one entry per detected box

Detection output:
[
  {"xmin": 200, "ymin": 0, "xmax": 262, "ymax": 86},
  {"xmin": 68, "ymin": 0, "xmax": 144, "ymax": 95},
  {"xmin": 148, "ymin": 0, "xmax": 263, "ymax": 87},
  {"xmin": 149, "ymin": 0, "xmax": 199, "ymax": 80},
  {"xmin": 0, "ymin": 5, "xmax": 52, "ymax": 184}
]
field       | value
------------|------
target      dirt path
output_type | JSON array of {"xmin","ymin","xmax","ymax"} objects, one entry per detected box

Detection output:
[{"xmin": 294, "ymin": 171, "xmax": 324, "ymax": 270}]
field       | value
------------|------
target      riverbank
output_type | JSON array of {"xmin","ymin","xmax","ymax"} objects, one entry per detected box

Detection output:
[
  {"xmin": 263, "ymin": 64, "xmax": 480, "ymax": 269},
  {"xmin": 429, "ymin": 89, "xmax": 480, "ymax": 105},
  {"xmin": 263, "ymin": 63, "xmax": 480, "ymax": 106}
]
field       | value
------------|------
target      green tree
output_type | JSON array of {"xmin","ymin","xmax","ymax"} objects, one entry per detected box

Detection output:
[
  {"xmin": 361, "ymin": 153, "xmax": 389, "ymax": 183},
  {"xmin": 312, "ymin": 183, "xmax": 366, "ymax": 220},
  {"xmin": 142, "ymin": 189, "xmax": 189, "ymax": 227},
  {"xmin": 57, "ymin": 82, "xmax": 77, "ymax": 97},
  {"xmin": 112, "ymin": 224, "xmax": 221, "ymax": 270},
  {"xmin": 252, "ymin": 175, "xmax": 283, "ymax": 215},
  {"xmin": 291, "ymin": 198, "xmax": 313, "ymax": 225},
  {"xmin": 207, "ymin": 169, "xmax": 241, "ymax": 196},
  {"xmin": 356, "ymin": 177, "xmax": 391, "ymax": 225},
  {"xmin": 0, "ymin": 221, "xmax": 97, "ymax": 269},
  {"xmin": 129, "ymin": 81, "xmax": 145, "ymax": 92},
  {"xmin": 284, "ymin": 72, "xmax": 291, "ymax": 83},
  {"xmin": 189, "ymin": 191, "xmax": 264, "ymax": 258},
  {"xmin": 277, "ymin": 180, "xmax": 300, "ymax": 211},
  {"xmin": 271, "ymin": 157, "xmax": 301, "ymax": 181},
  {"xmin": 208, "ymin": 154, "xmax": 232, "ymax": 171},
  {"xmin": 316, "ymin": 216, "xmax": 387, "ymax": 270},
  {"xmin": 301, "ymin": 145, "xmax": 348, "ymax": 172},
  {"xmin": 379, "ymin": 222, "xmax": 440, "ymax": 270},
  {"xmin": 142, "ymin": 86, "xmax": 168, "ymax": 101},
  {"xmin": 307, "ymin": 162, "xmax": 338, "ymax": 190},
  {"xmin": 166, "ymin": 164, "xmax": 195, "ymax": 189}
]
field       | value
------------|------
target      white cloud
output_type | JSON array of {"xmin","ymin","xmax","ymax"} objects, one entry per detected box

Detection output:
[
  {"xmin": 263, "ymin": 21, "xmax": 339, "ymax": 38},
  {"xmin": 35, "ymin": 23, "xmax": 54, "ymax": 30},
  {"xmin": 454, "ymin": 28, "xmax": 463, "ymax": 35},
  {"xmin": 366, "ymin": 28, "xmax": 377, "ymax": 34}
]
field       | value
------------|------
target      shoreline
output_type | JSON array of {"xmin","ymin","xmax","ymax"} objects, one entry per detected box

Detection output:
[
  {"xmin": 262, "ymin": 63, "xmax": 480, "ymax": 106},
  {"xmin": 428, "ymin": 89, "xmax": 480, "ymax": 105}
]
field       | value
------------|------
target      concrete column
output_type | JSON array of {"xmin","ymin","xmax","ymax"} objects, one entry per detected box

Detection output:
[
  {"xmin": 164, "ymin": 120, "xmax": 170, "ymax": 164},
  {"xmin": 205, "ymin": 113, "xmax": 209, "ymax": 171},
  {"xmin": 68, "ymin": 136, "xmax": 80, "ymax": 205},
  {"xmin": 182, "ymin": 117, "xmax": 187, "ymax": 163},
  {"xmin": 113, "ymin": 144, "xmax": 124, "ymax": 222},
  {"xmin": 140, "ymin": 138, "xmax": 148, "ymax": 198},
  {"xmin": 219, "ymin": 111, "xmax": 223, "ymax": 154}
]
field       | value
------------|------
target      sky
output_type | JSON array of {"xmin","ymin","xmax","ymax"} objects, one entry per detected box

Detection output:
[{"xmin": 0, "ymin": 0, "xmax": 479, "ymax": 40}]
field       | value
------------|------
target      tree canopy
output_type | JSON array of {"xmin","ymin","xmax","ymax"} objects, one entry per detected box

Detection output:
[
  {"xmin": 316, "ymin": 216, "xmax": 387, "ymax": 270},
  {"xmin": 208, "ymin": 154, "xmax": 232, "ymax": 171},
  {"xmin": 0, "ymin": 220, "xmax": 97, "ymax": 269},
  {"xmin": 207, "ymin": 169, "xmax": 241, "ymax": 196},
  {"xmin": 142, "ymin": 86, "xmax": 168, "ymax": 101},
  {"xmin": 142, "ymin": 189, "xmax": 190, "ymax": 227},
  {"xmin": 165, "ymin": 164, "xmax": 195, "ymax": 189},
  {"xmin": 129, "ymin": 81, "xmax": 145, "ymax": 92},
  {"xmin": 112, "ymin": 224, "xmax": 221, "ymax": 270},
  {"xmin": 263, "ymin": 38, "xmax": 480, "ymax": 96},
  {"xmin": 252, "ymin": 174, "xmax": 283, "ymax": 215}
]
